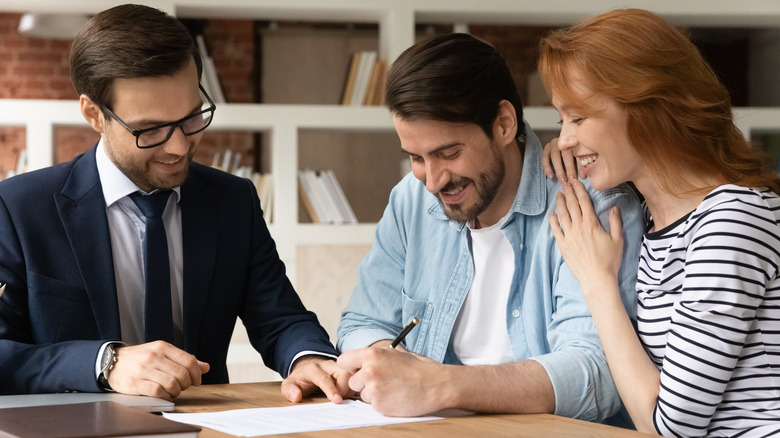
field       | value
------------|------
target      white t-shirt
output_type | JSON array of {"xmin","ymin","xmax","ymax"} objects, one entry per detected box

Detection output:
[{"xmin": 451, "ymin": 218, "xmax": 514, "ymax": 365}]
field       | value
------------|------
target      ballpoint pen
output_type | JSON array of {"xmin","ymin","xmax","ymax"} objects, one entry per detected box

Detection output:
[{"xmin": 388, "ymin": 317, "xmax": 419, "ymax": 349}]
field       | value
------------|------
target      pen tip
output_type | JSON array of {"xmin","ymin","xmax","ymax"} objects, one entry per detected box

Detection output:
[{"xmin": 412, "ymin": 317, "xmax": 419, "ymax": 324}]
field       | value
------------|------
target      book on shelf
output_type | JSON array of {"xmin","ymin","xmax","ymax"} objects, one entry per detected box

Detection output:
[
  {"xmin": 363, "ymin": 59, "xmax": 387, "ymax": 106},
  {"xmin": 0, "ymin": 401, "xmax": 200, "ymax": 438},
  {"xmin": 258, "ymin": 172, "xmax": 273, "ymax": 222},
  {"xmin": 210, "ymin": 150, "xmax": 273, "ymax": 222},
  {"xmin": 298, "ymin": 169, "xmax": 357, "ymax": 224},
  {"xmin": 322, "ymin": 169, "xmax": 358, "ymax": 223},
  {"xmin": 14, "ymin": 149, "xmax": 26, "ymax": 176},
  {"xmin": 341, "ymin": 51, "xmax": 385, "ymax": 106},
  {"xmin": 349, "ymin": 50, "xmax": 376, "ymax": 106},
  {"xmin": 298, "ymin": 169, "xmax": 328, "ymax": 223},
  {"xmin": 373, "ymin": 59, "xmax": 388, "ymax": 106},
  {"xmin": 195, "ymin": 34, "xmax": 226, "ymax": 103},
  {"xmin": 340, "ymin": 52, "xmax": 361, "ymax": 106},
  {"xmin": 2, "ymin": 149, "xmax": 27, "ymax": 181},
  {"xmin": 298, "ymin": 172, "xmax": 320, "ymax": 223}
]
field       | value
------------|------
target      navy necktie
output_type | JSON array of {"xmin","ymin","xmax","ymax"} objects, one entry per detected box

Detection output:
[{"xmin": 130, "ymin": 190, "xmax": 174, "ymax": 344}]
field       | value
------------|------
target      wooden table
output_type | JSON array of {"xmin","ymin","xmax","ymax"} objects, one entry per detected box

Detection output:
[{"xmin": 173, "ymin": 382, "xmax": 655, "ymax": 437}]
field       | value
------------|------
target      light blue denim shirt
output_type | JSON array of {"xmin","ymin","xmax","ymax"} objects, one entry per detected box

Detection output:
[{"xmin": 337, "ymin": 123, "xmax": 643, "ymax": 422}]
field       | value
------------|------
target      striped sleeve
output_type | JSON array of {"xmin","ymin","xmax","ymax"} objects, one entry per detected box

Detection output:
[{"xmin": 653, "ymin": 189, "xmax": 780, "ymax": 437}]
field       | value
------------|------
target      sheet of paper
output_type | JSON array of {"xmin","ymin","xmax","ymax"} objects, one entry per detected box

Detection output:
[{"xmin": 163, "ymin": 400, "xmax": 443, "ymax": 436}]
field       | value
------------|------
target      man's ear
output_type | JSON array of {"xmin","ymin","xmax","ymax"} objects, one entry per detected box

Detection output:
[
  {"xmin": 79, "ymin": 94, "xmax": 105, "ymax": 134},
  {"xmin": 493, "ymin": 99, "xmax": 518, "ymax": 147}
]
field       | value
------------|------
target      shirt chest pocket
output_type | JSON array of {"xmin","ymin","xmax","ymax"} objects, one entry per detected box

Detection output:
[{"xmin": 400, "ymin": 289, "xmax": 433, "ymax": 352}]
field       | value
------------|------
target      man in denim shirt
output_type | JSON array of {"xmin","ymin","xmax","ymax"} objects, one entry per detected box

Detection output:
[{"xmin": 336, "ymin": 33, "xmax": 643, "ymax": 423}]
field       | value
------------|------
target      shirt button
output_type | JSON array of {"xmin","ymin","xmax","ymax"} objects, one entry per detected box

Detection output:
[{"xmin": 512, "ymin": 309, "xmax": 520, "ymax": 318}]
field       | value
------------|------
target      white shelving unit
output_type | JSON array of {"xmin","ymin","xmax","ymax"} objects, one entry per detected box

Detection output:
[{"xmin": 2, "ymin": 0, "xmax": 780, "ymax": 381}]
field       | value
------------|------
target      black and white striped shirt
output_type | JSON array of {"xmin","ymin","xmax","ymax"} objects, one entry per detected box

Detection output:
[{"xmin": 637, "ymin": 185, "xmax": 780, "ymax": 437}]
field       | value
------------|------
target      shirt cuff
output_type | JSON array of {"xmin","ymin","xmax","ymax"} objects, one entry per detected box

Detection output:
[
  {"xmin": 337, "ymin": 328, "xmax": 395, "ymax": 353},
  {"xmin": 287, "ymin": 350, "xmax": 338, "ymax": 376},
  {"xmin": 531, "ymin": 350, "xmax": 618, "ymax": 421}
]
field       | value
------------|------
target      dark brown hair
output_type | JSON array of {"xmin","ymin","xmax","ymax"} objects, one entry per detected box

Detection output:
[
  {"xmin": 538, "ymin": 8, "xmax": 780, "ymax": 194},
  {"xmin": 70, "ymin": 4, "xmax": 202, "ymax": 111},
  {"xmin": 386, "ymin": 33, "xmax": 525, "ymax": 142}
]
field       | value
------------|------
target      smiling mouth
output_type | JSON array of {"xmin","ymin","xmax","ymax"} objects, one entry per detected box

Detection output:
[
  {"xmin": 157, "ymin": 156, "xmax": 183, "ymax": 165},
  {"xmin": 441, "ymin": 183, "xmax": 466, "ymax": 197},
  {"xmin": 578, "ymin": 154, "xmax": 599, "ymax": 166}
]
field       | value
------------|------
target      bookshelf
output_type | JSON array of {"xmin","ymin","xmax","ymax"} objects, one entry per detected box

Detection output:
[{"xmin": 2, "ymin": 0, "xmax": 780, "ymax": 382}]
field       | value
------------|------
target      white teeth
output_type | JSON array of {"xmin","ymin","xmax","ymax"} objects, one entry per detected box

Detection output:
[
  {"xmin": 443, "ymin": 185, "xmax": 465, "ymax": 196},
  {"xmin": 579, "ymin": 155, "xmax": 598, "ymax": 166}
]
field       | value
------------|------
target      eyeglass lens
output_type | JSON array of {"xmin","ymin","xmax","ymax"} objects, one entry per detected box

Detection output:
[
  {"xmin": 137, "ymin": 91, "xmax": 214, "ymax": 148},
  {"xmin": 138, "ymin": 111, "xmax": 212, "ymax": 147}
]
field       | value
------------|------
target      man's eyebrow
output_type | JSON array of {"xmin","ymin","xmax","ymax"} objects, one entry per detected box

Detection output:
[
  {"xmin": 401, "ymin": 142, "xmax": 462, "ymax": 156},
  {"xmin": 125, "ymin": 102, "xmax": 203, "ymax": 127}
]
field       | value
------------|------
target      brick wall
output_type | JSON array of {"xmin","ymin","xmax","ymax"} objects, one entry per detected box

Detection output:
[
  {"xmin": 470, "ymin": 25, "xmax": 557, "ymax": 107},
  {"xmin": 1, "ymin": 11, "xmax": 557, "ymax": 179},
  {"xmin": 195, "ymin": 19, "xmax": 257, "ymax": 170},
  {"xmin": 0, "ymin": 14, "xmax": 74, "ymax": 100},
  {"xmin": 0, "ymin": 127, "xmax": 25, "ymax": 177},
  {"xmin": 0, "ymin": 13, "xmax": 257, "ymax": 179},
  {"xmin": 205, "ymin": 20, "xmax": 256, "ymax": 104}
]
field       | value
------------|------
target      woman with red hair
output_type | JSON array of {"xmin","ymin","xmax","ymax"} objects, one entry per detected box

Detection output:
[{"xmin": 540, "ymin": 8, "xmax": 780, "ymax": 437}]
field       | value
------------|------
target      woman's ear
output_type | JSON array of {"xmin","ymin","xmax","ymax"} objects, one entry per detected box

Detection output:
[
  {"xmin": 493, "ymin": 99, "xmax": 519, "ymax": 147},
  {"xmin": 79, "ymin": 94, "xmax": 106, "ymax": 134}
]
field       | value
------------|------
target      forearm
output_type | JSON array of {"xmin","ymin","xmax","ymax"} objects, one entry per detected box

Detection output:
[
  {"xmin": 583, "ymin": 282, "xmax": 660, "ymax": 434},
  {"xmin": 0, "ymin": 339, "xmax": 103, "ymax": 394},
  {"xmin": 438, "ymin": 360, "xmax": 555, "ymax": 414},
  {"xmin": 369, "ymin": 339, "xmax": 555, "ymax": 414}
]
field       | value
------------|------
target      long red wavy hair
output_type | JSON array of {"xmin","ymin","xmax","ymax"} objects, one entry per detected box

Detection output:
[{"xmin": 538, "ymin": 8, "xmax": 780, "ymax": 195}]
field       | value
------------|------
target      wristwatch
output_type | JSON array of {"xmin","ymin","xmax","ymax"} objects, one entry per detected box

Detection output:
[{"xmin": 97, "ymin": 343, "xmax": 118, "ymax": 391}]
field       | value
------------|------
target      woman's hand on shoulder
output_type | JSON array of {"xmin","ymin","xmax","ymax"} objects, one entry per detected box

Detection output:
[{"xmin": 549, "ymin": 178, "xmax": 624, "ymax": 297}]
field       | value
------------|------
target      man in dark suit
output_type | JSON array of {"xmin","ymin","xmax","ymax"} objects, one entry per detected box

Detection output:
[{"xmin": 0, "ymin": 4, "xmax": 350, "ymax": 403}]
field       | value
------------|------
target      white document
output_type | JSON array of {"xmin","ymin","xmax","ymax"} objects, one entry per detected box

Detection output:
[{"xmin": 163, "ymin": 400, "xmax": 443, "ymax": 436}]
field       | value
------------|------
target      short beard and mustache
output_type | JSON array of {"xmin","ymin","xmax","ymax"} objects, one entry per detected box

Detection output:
[
  {"xmin": 435, "ymin": 151, "xmax": 505, "ymax": 223},
  {"xmin": 105, "ymin": 133, "xmax": 196, "ymax": 192}
]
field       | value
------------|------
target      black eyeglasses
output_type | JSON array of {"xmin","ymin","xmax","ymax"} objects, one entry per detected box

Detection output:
[{"xmin": 102, "ymin": 84, "xmax": 216, "ymax": 149}]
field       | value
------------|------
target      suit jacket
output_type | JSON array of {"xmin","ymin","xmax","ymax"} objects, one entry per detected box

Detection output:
[{"xmin": 0, "ymin": 147, "xmax": 337, "ymax": 394}]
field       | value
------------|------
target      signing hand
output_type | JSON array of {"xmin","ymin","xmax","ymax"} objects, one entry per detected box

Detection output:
[
  {"xmin": 281, "ymin": 356, "xmax": 352, "ymax": 404},
  {"xmin": 108, "ymin": 341, "xmax": 210, "ymax": 400},
  {"xmin": 542, "ymin": 138, "xmax": 580, "ymax": 183},
  {"xmin": 337, "ymin": 346, "xmax": 443, "ymax": 417},
  {"xmin": 549, "ymin": 179, "xmax": 624, "ymax": 296}
]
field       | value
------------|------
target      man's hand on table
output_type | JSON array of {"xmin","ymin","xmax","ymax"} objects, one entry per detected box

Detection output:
[
  {"xmin": 282, "ymin": 355, "xmax": 353, "ymax": 404},
  {"xmin": 108, "ymin": 341, "xmax": 210, "ymax": 401}
]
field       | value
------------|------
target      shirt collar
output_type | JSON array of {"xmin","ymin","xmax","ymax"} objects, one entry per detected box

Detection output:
[
  {"xmin": 510, "ymin": 121, "xmax": 547, "ymax": 217},
  {"xmin": 95, "ymin": 139, "xmax": 182, "ymax": 207}
]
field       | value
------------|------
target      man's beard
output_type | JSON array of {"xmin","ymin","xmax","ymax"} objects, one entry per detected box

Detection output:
[{"xmin": 436, "ymin": 154, "xmax": 505, "ymax": 223}]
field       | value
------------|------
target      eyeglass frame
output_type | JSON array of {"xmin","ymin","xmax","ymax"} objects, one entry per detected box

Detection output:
[{"xmin": 101, "ymin": 83, "xmax": 216, "ymax": 149}]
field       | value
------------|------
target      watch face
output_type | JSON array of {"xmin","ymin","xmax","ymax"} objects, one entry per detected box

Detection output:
[
  {"xmin": 99, "ymin": 345, "xmax": 115, "ymax": 390},
  {"xmin": 101, "ymin": 345, "xmax": 114, "ymax": 370},
  {"xmin": 101, "ymin": 348, "xmax": 109, "ymax": 368}
]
